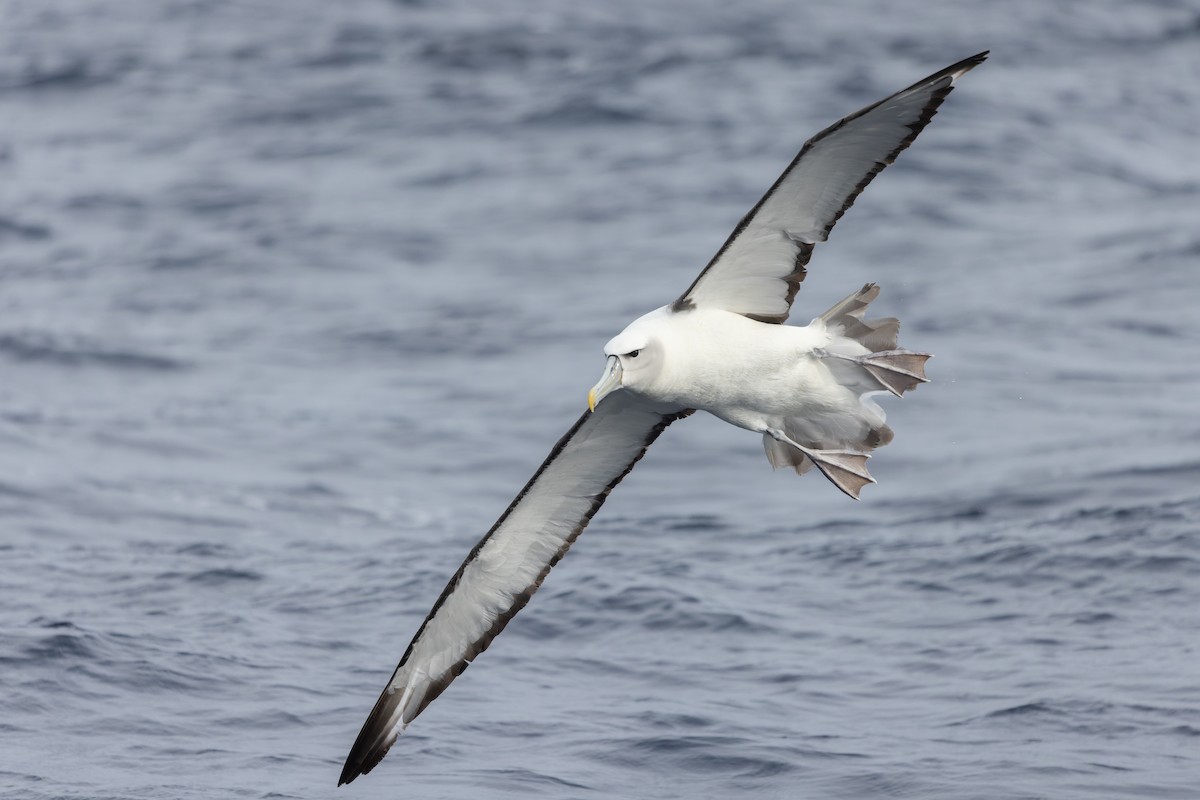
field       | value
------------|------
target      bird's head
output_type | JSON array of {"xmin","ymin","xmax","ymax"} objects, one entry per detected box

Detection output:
[{"xmin": 588, "ymin": 317, "xmax": 665, "ymax": 412}]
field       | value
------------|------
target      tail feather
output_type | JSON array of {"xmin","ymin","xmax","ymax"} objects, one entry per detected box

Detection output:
[
  {"xmin": 853, "ymin": 317, "xmax": 900, "ymax": 352},
  {"xmin": 761, "ymin": 283, "xmax": 928, "ymax": 498},
  {"xmin": 820, "ymin": 283, "xmax": 900, "ymax": 352}
]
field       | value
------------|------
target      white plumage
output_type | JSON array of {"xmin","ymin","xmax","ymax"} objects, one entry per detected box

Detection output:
[
  {"xmin": 340, "ymin": 52, "xmax": 986, "ymax": 785},
  {"xmin": 595, "ymin": 283, "xmax": 929, "ymax": 498}
]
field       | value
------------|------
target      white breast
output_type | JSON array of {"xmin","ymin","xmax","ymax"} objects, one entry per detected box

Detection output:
[{"xmin": 643, "ymin": 309, "xmax": 836, "ymax": 414}]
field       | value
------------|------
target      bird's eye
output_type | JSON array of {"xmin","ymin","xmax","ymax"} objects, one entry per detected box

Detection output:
[{"xmin": 628, "ymin": 349, "xmax": 640, "ymax": 358}]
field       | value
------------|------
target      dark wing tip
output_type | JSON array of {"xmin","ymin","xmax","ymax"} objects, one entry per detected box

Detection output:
[
  {"xmin": 923, "ymin": 51, "xmax": 989, "ymax": 86},
  {"xmin": 918, "ymin": 51, "xmax": 988, "ymax": 90},
  {"xmin": 335, "ymin": 403, "xmax": 694, "ymax": 786},
  {"xmin": 338, "ymin": 686, "xmax": 403, "ymax": 786},
  {"xmin": 965, "ymin": 50, "xmax": 990, "ymax": 67},
  {"xmin": 811, "ymin": 50, "xmax": 989, "ymax": 239},
  {"xmin": 671, "ymin": 52, "xmax": 987, "ymax": 323},
  {"xmin": 337, "ymin": 745, "xmax": 370, "ymax": 786},
  {"xmin": 338, "ymin": 738, "xmax": 389, "ymax": 786}
]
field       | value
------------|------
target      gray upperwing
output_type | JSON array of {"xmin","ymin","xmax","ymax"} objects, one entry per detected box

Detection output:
[
  {"xmin": 673, "ymin": 52, "xmax": 988, "ymax": 324},
  {"xmin": 339, "ymin": 395, "xmax": 691, "ymax": 785}
]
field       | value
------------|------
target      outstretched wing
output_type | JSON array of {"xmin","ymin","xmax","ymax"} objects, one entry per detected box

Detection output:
[
  {"xmin": 339, "ymin": 395, "xmax": 691, "ymax": 785},
  {"xmin": 673, "ymin": 52, "xmax": 988, "ymax": 324}
]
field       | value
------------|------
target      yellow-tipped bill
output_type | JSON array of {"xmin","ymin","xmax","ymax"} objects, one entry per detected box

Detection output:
[{"xmin": 587, "ymin": 355, "xmax": 623, "ymax": 412}]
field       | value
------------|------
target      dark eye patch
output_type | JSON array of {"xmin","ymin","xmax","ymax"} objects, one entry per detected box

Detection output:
[{"xmin": 628, "ymin": 349, "xmax": 640, "ymax": 358}]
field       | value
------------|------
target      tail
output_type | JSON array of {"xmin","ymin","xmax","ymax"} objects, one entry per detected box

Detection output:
[
  {"xmin": 820, "ymin": 282, "xmax": 899, "ymax": 352},
  {"xmin": 762, "ymin": 284, "xmax": 928, "ymax": 497},
  {"xmin": 820, "ymin": 283, "xmax": 930, "ymax": 398}
]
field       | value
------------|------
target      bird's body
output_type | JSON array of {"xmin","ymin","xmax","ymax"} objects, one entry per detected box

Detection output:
[
  {"xmin": 339, "ymin": 52, "xmax": 987, "ymax": 785},
  {"xmin": 595, "ymin": 282, "xmax": 923, "ymax": 497},
  {"xmin": 607, "ymin": 305, "xmax": 833, "ymax": 414}
]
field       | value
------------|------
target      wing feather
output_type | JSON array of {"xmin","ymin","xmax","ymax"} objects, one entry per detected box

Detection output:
[
  {"xmin": 673, "ymin": 52, "xmax": 988, "ymax": 324},
  {"xmin": 339, "ymin": 395, "xmax": 691, "ymax": 785}
]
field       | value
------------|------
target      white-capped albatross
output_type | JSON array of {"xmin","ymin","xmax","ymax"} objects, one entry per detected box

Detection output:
[{"xmin": 339, "ymin": 51, "xmax": 986, "ymax": 785}]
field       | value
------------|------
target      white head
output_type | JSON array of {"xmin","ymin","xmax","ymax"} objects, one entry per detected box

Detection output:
[{"xmin": 587, "ymin": 308, "xmax": 670, "ymax": 411}]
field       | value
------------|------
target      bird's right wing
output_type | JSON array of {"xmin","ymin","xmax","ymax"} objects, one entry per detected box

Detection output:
[
  {"xmin": 672, "ymin": 52, "xmax": 987, "ymax": 324},
  {"xmin": 339, "ymin": 395, "xmax": 691, "ymax": 785}
]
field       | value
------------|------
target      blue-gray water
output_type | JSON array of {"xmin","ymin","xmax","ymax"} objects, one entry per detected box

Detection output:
[{"xmin": 2, "ymin": 1, "xmax": 1199, "ymax": 798}]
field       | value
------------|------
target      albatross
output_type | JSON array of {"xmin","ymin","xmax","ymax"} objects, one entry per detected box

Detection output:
[{"xmin": 339, "ymin": 51, "xmax": 987, "ymax": 785}]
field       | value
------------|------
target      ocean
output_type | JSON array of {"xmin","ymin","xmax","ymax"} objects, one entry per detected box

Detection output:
[{"xmin": 2, "ymin": 1, "xmax": 1198, "ymax": 797}]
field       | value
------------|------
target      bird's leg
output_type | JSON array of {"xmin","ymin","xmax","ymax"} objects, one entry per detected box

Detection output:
[
  {"xmin": 765, "ymin": 428, "xmax": 876, "ymax": 500},
  {"xmin": 817, "ymin": 349, "xmax": 932, "ymax": 397}
]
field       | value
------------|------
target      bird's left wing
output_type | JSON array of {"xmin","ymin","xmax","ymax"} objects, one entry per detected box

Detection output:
[
  {"xmin": 339, "ymin": 395, "xmax": 691, "ymax": 785},
  {"xmin": 673, "ymin": 52, "xmax": 987, "ymax": 324}
]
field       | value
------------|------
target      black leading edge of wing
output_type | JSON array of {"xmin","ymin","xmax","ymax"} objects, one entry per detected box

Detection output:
[
  {"xmin": 339, "ymin": 397, "xmax": 692, "ymax": 785},
  {"xmin": 673, "ymin": 51, "xmax": 988, "ymax": 324}
]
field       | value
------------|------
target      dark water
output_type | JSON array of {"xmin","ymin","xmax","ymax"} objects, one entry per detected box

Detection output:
[{"xmin": 2, "ymin": 1, "xmax": 1199, "ymax": 798}]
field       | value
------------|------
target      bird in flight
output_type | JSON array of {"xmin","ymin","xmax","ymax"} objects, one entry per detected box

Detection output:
[{"xmin": 339, "ymin": 51, "xmax": 987, "ymax": 785}]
